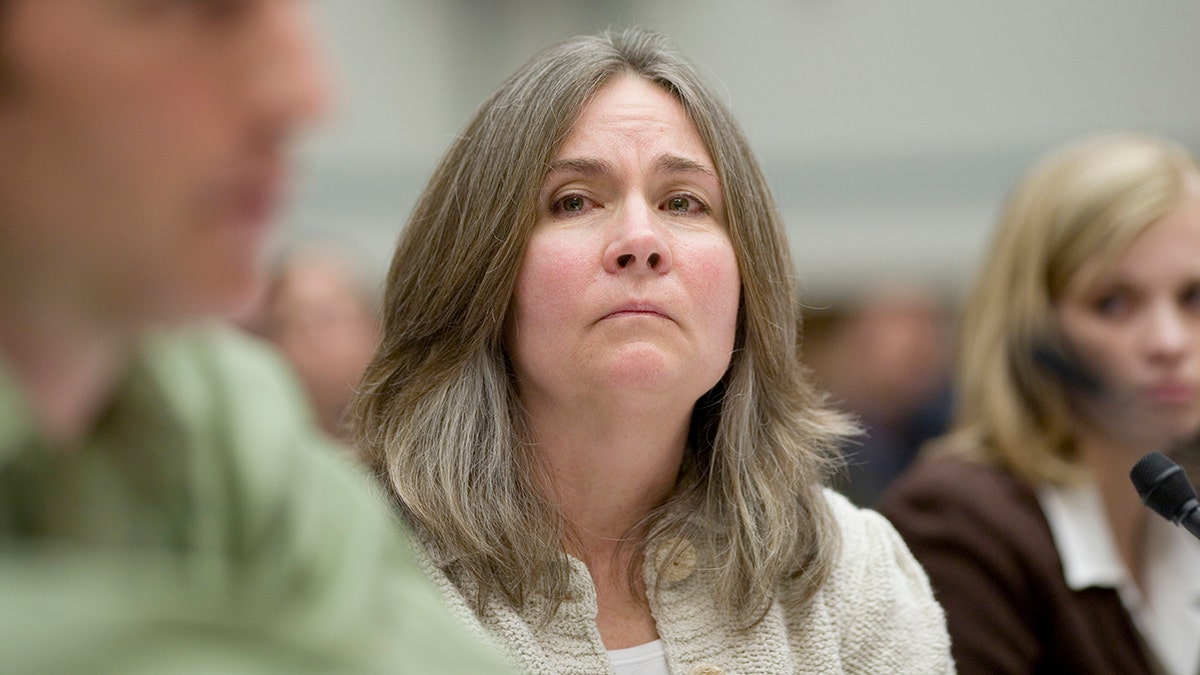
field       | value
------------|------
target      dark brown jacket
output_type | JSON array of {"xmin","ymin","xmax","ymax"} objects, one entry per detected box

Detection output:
[{"xmin": 879, "ymin": 457, "xmax": 1155, "ymax": 675}]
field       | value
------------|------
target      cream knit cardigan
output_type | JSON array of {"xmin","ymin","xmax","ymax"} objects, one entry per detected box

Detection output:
[{"xmin": 416, "ymin": 490, "xmax": 954, "ymax": 674}]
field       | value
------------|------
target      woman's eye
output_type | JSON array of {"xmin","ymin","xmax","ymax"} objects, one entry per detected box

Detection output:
[
  {"xmin": 551, "ymin": 194, "xmax": 591, "ymax": 215},
  {"xmin": 1181, "ymin": 282, "xmax": 1200, "ymax": 310},
  {"xmin": 1093, "ymin": 291, "xmax": 1132, "ymax": 317},
  {"xmin": 663, "ymin": 194, "xmax": 707, "ymax": 215}
]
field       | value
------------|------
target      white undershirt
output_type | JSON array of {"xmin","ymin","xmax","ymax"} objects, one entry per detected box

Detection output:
[
  {"xmin": 608, "ymin": 639, "xmax": 671, "ymax": 675},
  {"xmin": 1038, "ymin": 481, "xmax": 1200, "ymax": 675}
]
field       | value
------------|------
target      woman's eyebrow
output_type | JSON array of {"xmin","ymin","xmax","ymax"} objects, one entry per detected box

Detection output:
[
  {"xmin": 654, "ymin": 154, "xmax": 717, "ymax": 178},
  {"xmin": 545, "ymin": 155, "xmax": 717, "ymax": 179},
  {"xmin": 545, "ymin": 157, "xmax": 613, "ymax": 177}
]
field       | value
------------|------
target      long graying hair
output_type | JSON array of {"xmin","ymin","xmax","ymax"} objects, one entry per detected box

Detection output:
[
  {"xmin": 351, "ymin": 27, "xmax": 851, "ymax": 628},
  {"xmin": 939, "ymin": 133, "xmax": 1200, "ymax": 484}
]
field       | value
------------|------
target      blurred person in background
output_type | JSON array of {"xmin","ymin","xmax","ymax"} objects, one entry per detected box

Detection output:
[
  {"xmin": 352, "ymin": 27, "xmax": 952, "ymax": 674},
  {"xmin": 0, "ymin": 1, "xmax": 508, "ymax": 672},
  {"xmin": 245, "ymin": 242, "xmax": 381, "ymax": 444},
  {"xmin": 807, "ymin": 281, "xmax": 954, "ymax": 506},
  {"xmin": 880, "ymin": 133, "xmax": 1200, "ymax": 674}
]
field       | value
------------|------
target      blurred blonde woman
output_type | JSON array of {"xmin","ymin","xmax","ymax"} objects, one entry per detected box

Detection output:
[
  {"xmin": 353, "ymin": 27, "xmax": 951, "ymax": 674},
  {"xmin": 882, "ymin": 134, "xmax": 1200, "ymax": 675}
]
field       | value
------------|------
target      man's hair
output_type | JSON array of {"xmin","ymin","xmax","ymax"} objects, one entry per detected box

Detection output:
[
  {"xmin": 938, "ymin": 133, "xmax": 1199, "ymax": 484},
  {"xmin": 351, "ymin": 27, "xmax": 851, "ymax": 628}
]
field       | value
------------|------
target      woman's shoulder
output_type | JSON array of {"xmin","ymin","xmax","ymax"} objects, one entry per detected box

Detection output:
[
  {"xmin": 876, "ymin": 454, "xmax": 1062, "ymax": 595},
  {"xmin": 820, "ymin": 488, "xmax": 937, "ymax": 585},
  {"xmin": 878, "ymin": 455, "xmax": 1043, "ymax": 533},
  {"xmin": 779, "ymin": 490, "xmax": 953, "ymax": 672}
]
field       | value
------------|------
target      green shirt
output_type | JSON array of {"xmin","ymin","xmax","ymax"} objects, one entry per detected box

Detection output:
[{"xmin": 0, "ymin": 324, "xmax": 507, "ymax": 673}]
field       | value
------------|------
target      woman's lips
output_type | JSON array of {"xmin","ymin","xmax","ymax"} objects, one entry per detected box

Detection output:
[
  {"xmin": 604, "ymin": 302, "xmax": 669, "ymax": 320},
  {"xmin": 1147, "ymin": 382, "xmax": 1198, "ymax": 405}
]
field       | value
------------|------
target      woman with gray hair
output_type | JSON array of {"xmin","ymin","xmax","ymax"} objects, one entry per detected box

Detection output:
[{"xmin": 353, "ymin": 27, "xmax": 951, "ymax": 674}]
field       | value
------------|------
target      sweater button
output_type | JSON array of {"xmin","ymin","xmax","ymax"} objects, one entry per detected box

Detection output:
[
  {"xmin": 654, "ymin": 537, "xmax": 697, "ymax": 583},
  {"xmin": 689, "ymin": 664, "xmax": 724, "ymax": 675}
]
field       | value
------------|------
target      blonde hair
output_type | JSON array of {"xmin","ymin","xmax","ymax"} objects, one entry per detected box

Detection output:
[
  {"xmin": 942, "ymin": 133, "xmax": 1200, "ymax": 484},
  {"xmin": 351, "ymin": 27, "xmax": 850, "ymax": 628}
]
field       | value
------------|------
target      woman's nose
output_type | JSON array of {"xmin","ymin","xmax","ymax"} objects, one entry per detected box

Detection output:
[
  {"xmin": 603, "ymin": 200, "xmax": 672, "ymax": 275},
  {"xmin": 1144, "ymin": 303, "xmax": 1191, "ymax": 362}
]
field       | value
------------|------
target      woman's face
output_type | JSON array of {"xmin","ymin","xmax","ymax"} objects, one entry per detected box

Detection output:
[
  {"xmin": 506, "ymin": 75, "xmax": 740, "ymax": 414},
  {"xmin": 1055, "ymin": 187, "xmax": 1200, "ymax": 454}
]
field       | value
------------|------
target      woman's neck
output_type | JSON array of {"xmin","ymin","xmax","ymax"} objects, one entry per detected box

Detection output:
[
  {"xmin": 525, "ymin": 395, "xmax": 689, "ymax": 651},
  {"xmin": 540, "ymin": 411, "xmax": 688, "ymax": 548},
  {"xmin": 1074, "ymin": 432, "xmax": 1152, "ymax": 588}
]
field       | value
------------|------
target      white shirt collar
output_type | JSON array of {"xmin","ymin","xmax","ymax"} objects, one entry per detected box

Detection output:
[
  {"xmin": 1036, "ymin": 482, "xmax": 1127, "ymax": 592},
  {"xmin": 1038, "ymin": 480, "xmax": 1200, "ymax": 675}
]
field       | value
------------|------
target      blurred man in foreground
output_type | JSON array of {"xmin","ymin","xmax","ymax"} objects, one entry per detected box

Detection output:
[{"xmin": 0, "ymin": 2, "xmax": 506, "ymax": 671}]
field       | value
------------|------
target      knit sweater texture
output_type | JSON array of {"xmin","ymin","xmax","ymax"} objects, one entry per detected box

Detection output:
[{"xmin": 416, "ymin": 489, "xmax": 954, "ymax": 674}]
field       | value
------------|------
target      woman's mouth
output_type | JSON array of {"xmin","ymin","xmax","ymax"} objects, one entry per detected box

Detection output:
[{"xmin": 1147, "ymin": 382, "xmax": 1198, "ymax": 405}]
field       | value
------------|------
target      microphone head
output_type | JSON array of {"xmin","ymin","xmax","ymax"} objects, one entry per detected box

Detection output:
[{"xmin": 1131, "ymin": 451, "xmax": 1199, "ymax": 522}]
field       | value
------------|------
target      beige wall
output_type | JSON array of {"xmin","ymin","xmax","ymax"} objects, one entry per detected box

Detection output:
[{"xmin": 289, "ymin": 0, "xmax": 1200, "ymax": 305}]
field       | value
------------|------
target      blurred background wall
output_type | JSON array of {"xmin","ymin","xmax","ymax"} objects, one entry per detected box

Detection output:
[{"xmin": 288, "ymin": 0, "xmax": 1200, "ymax": 307}]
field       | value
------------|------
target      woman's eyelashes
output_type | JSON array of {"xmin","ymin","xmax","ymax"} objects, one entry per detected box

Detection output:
[
  {"xmin": 663, "ymin": 193, "xmax": 710, "ymax": 216},
  {"xmin": 551, "ymin": 193, "xmax": 595, "ymax": 216},
  {"xmin": 1093, "ymin": 288, "xmax": 1134, "ymax": 318},
  {"xmin": 1087, "ymin": 280, "xmax": 1200, "ymax": 319}
]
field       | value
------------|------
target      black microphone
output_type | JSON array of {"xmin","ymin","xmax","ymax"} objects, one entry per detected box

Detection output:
[{"xmin": 1130, "ymin": 451, "xmax": 1200, "ymax": 541}]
